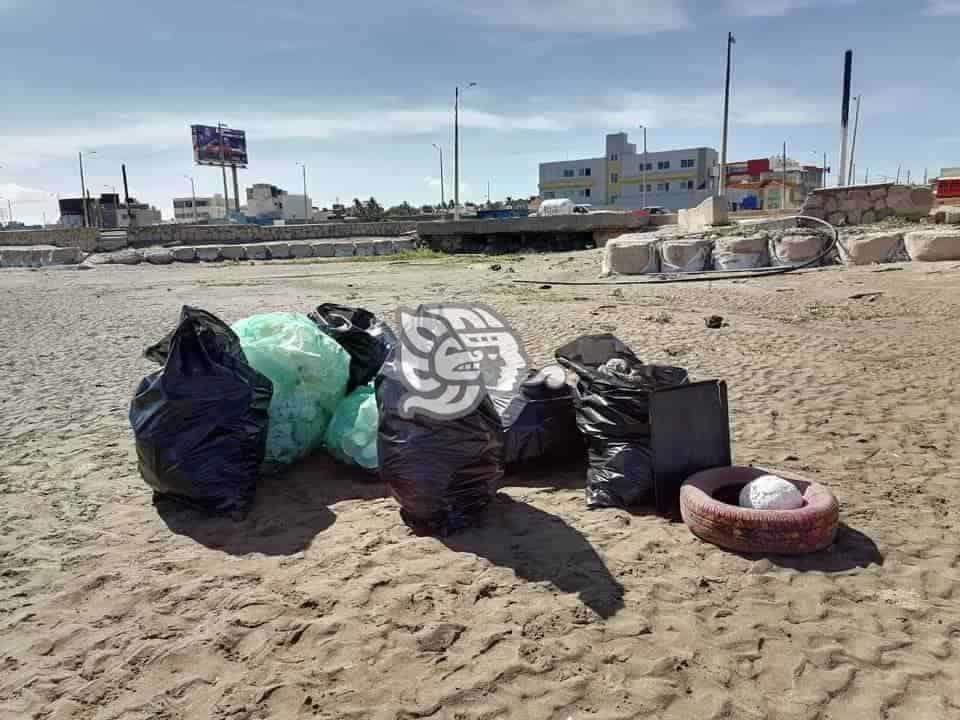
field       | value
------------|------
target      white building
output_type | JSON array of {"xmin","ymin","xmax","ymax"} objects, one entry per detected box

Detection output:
[
  {"xmin": 118, "ymin": 203, "xmax": 162, "ymax": 227},
  {"xmin": 245, "ymin": 184, "xmax": 312, "ymax": 222},
  {"xmin": 539, "ymin": 132, "xmax": 719, "ymax": 211},
  {"xmin": 172, "ymin": 194, "xmax": 228, "ymax": 223}
]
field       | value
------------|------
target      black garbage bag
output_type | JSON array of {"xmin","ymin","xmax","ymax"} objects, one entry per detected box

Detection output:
[
  {"xmin": 309, "ymin": 303, "xmax": 397, "ymax": 391},
  {"xmin": 130, "ymin": 306, "xmax": 273, "ymax": 517},
  {"xmin": 555, "ymin": 334, "xmax": 688, "ymax": 509},
  {"xmin": 490, "ymin": 366, "xmax": 582, "ymax": 466},
  {"xmin": 376, "ymin": 354, "xmax": 504, "ymax": 536}
]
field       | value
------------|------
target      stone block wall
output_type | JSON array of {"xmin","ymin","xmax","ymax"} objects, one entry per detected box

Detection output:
[
  {"xmin": 127, "ymin": 221, "xmax": 417, "ymax": 248},
  {"xmin": 801, "ymin": 183, "xmax": 934, "ymax": 226},
  {"xmin": 0, "ymin": 228, "xmax": 100, "ymax": 252}
]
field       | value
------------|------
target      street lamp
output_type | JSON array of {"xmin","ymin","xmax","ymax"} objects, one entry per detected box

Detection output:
[
  {"xmin": 639, "ymin": 125, "xmax": 648, "ymax": 208},
  {"xmin": 432, "ymin": 143, "xmax": 445, "ymax": 210},
  {"xmin": 454, "ymin": 82, "xmax": 477, "ymax": 220},
  {"xmin": 184, "ymin": 175, "xmax": 198, "ymax": 223},
  {"xmin": 297, "ymin": 163, "xmax": 309, "ymax": 223},
  {"xmin": 78, "ymin": 150, "xmax": 96, "ymax": 227}
]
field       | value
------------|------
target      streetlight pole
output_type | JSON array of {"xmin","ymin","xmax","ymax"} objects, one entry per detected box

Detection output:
[
  {"xmin": 78, "ymin": 150, "xmax": 95, "ymax": 227},
  {"xmin": 640, "ymin": 126, "xmax": 648, "ymax": 208},
  {"xmin": 298, "ymin": 163, "xmax": 309, "ymax": 222},
  {"xmin": 719, "ymin": 32, "xmax": 735, "ymax": 197},
  {"xmin": 848, "ymin": 95, "xmax": 861, "ymax": 186},
  {"xmin": 454, "ymin": 82, "xmax": 477, "ymax": 221},
  {"xmin": 184, "ymin": 175, "xmax": 198, "ymax": 222},
  {"xmin": 218, "ymin": 122, "xmax": 230, "ymax": 215},
  {"xmin": 432, "ymin": 143, "xmax": 445, "ymax": 210}
]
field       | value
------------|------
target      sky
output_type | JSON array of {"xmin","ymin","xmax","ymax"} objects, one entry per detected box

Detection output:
[{"xmin": 1, "ymin": 0, "xmax": 959, "ymax": 224}]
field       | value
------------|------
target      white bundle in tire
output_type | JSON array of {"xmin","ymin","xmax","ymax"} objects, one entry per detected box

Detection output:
[{"xmin": 739, "ymin": 474, "xmax": 804, "ymax": 510}]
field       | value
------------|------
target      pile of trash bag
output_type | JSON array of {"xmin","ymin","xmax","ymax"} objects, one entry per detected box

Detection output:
[
  {"xmin": 324, "ymin": 383, "xmax": 379, "ymax": 470},
  {"xmin": 491, "ymin": 365, "xmax": 581, "ymax": 466},
  {"xmin": 309, "ymin": 303, "xmax": 397, "ymax": 392},
  {"xmin": 375, "ymin": 316, "xmax": 505, "ymax": 534},
  {"xmin": 232, "ymin": 313, "xmax": 351, "ymax": 467},
  {"xmin": 129, "ymin": 306, "xmax": 272, "ymax": 516},
  {"xmin": 556, "ymin": 334, "xmax": 688, "ymax": 509}
]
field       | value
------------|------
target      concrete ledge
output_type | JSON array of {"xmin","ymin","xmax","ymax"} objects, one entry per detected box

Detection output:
[
  {"xmin": 601, "ymin": 235, "xmax": 660, "ymax": 275},
  {"xmin": 267, "ymin": 243, "xmax": 290, "ymax": 260},
  {"xmin": 220, "ymin": 246, "xmax": 247, "ymax": 261},
  {"xmin": 311, "ymin": 242, "xmax": 335, "ymax": 257},
  {"xmin": 417, "ymin": 212, "xmax": 648, "ymax": 238},
  {"xmin": 246, "ymin": 244, "xmax": 269, "ymax": 260},
  {"xmin": 196, "ymin": 246, "xmax": 221, "ymax": 262},
  {"xmin": 354, "ymin": 240, "xmax": 374, "ymax": 257},
  {"xmin": 144, "ymin": 248, "xmax": 174, "ymax": 265},
  {"xmin": 333, "ymin": 242, "xmax": 356, "ymax": 257},
  {"xmin": 840, "ymin": 232, "xmax": 908, "ymax": 265},
  {"xmin": 289, "ymin": 242, "xmax": 312, "ymax": 258},
  {"xmin": 171, "ymin": 247, "xmax": 197, "ymax": 262},
  {"xmin": 904, "ymin": 230, "xmax": 960, "ymax": 261}
]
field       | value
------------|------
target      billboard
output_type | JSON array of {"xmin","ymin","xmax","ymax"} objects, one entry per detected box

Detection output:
[{"xmin": 191, "ymin": 125, "xmax": 248, "ymax": 167}]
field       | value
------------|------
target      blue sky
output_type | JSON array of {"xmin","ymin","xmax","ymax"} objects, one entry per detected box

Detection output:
[{"xmin": 1, "ymin": 0, "xmax": 959, "ymax": 223}]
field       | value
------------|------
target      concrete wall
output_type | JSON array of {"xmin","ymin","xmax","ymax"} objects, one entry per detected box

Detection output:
[
  {"xmin": 801, "ymin": 183, "xmax": 934, "ymax": 225},
  {"xmin": 127, "ymin": 221, "xmax": 417, "ymax": 248},
  {"xmin": 0, "ymin": 227, "xmax": 100, "ymax": 251}
]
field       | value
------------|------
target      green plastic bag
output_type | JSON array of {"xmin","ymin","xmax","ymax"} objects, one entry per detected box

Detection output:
[
  {"xmin": 232, "ymin": 313, "xmax": 350, "ymax": 467},
  {"xmin": 324, "ymin": 384, "xmax": 379, "ymax": 469}
]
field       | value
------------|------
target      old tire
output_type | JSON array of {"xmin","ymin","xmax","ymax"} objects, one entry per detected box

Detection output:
[{"xmin": 680, "ymin": 466, "xmax": 839, "ymax": 555}]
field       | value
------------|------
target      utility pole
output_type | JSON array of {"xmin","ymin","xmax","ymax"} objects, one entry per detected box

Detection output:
[
  {"xmin": 432, "ymin": 143, "xmax": 445, "ymax": 210},
  {"xmin": 454, "ymin": 82, "xmax": 477, "ymax": 221},
  {"xmin": 838, "ymin": 50, "xmax": 853, "ymax": 187},
  {"xmin": 719, "ymin": 32, "xmax": 735, "ymax": 197},
  {"xmin": 641, "ymin": 126, "xmax": 648, "ymax": 208},
  {"xmin": 487, "ymin": 180, "xmax": 491, "ymax": 206},
  {"xmin": 231, "ymin": 165, "xmax": 240, "ymax": 213},
  {"xmin": 184, "ymin": 175, "xmax": 198, "ymax": 222},
  {"xmin": 896, "ymin": 164, "xmax": 901, "ymax": 184},
  {"xmin": 299, "ymin": 163, "xmax": 309, "ymax": 222},
  {"xmin": 782, "ymin": 142, "xmax": 788, "ymax": 211},
  {"xmin": 78, "ymin": 151, "xmax": 90, "ymax": 227},
  {"xmin": 848, "ymin": 95, "xmax": 861, "ymax": 186},
  {"xmin": 906, "ymin": 169, "xmax": 911, "ymax": 185}
]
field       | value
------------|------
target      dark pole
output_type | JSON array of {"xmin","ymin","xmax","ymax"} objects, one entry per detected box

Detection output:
[
  {"xmin": 219, "ymin": 123, "xmax": 230, "ymax": 215},
  {"xmin": 454, "ymin": 86, "xmax": 459, "ymax": 219},
  {"xmin": 848, "ymin": 95, "xmax": 861, "ymax": 185},
  {"xmin": 719, "ymin": 32, "xmax": 734, "ymax": 197},
  {"xmin": 79, "ymin": 151, "xmax": 88, "ymax": 227},
  {"xmin": 231, "ymin": 165, "xmax": 240, "ymax": 212},
  {"xmin": 439, "ymin": 147, "xmax": 445, "ymax": 209},
  {"xmin": 121, "ymin": 164, "xmax": 131, "ymax": 205},
  {"xmin": 839, "ymin": 50, "xmax": 853, "ymax": 187},
  {"xmin": 782, "ymin": 142, "xmax": 788, "ymax": 210}
]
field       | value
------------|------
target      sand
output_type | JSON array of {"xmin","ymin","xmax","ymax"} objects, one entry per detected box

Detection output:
[{"xmin": 0, "ymin": 252, "xmax": 958, "ymax": 719}]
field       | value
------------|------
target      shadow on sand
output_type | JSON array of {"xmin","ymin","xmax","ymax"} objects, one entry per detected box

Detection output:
[
  {"xmin": 736, "ymin": 523, "xmax": 884, "ymax": 573},
  {"xmin": 442, "ymin": 493, "xmax": 625, "ymax": 619},
  {"xmin": 156, "ymin": 453, "xmax": 388, "ymax": 556}
]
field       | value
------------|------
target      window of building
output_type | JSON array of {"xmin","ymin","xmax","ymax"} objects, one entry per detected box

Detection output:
[
  {"xmin": 578, "ymin": 167, "xmax": 591, "ymax": 177},
  {"xmin": 686, "ymin": 180, "xmax": 694, "ymax": 190},
  {"xmin": 610, "ymin": 153, "xmax": 619, "ymax": 161},
  {"xmin": 611, "ymin": 173, "xmax": 619, "ymax": 183},
  {"xmin": 681, "ymin": 159, "xmax": 696, "ymax": 168},
  {"xmin": 640, "ymin": 162, "xmax": 653, "ymax": 172},
  {"xmin": 657, "ymin": 182, "xmax": 671, "ymax": 192},
  {"xmin": 563, "ymin": 169, "xmax": 574, "ymax": 178},
  {"xmin": 610, "ymin": 194, "xmax": 618, "ymax": 203},
  {"xmin": 658, "ymin": 160, "xmax": 670, "ymax": 170},
  {"xmin": 584, "ymin": 188, "xmax": 591, "ymax": 198},
  {"xmin": 645, "ymin": 184, "xmax": 652, "ymax": 192}
]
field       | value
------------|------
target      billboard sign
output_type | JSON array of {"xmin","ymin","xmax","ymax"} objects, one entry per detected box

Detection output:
[{"xmin": 191, "ymin": 125, "xmax": 248, "ymax": 167}]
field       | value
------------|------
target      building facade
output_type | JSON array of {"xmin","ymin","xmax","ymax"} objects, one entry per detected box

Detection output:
[
  {"xmin": 725, "ymin": 157, "xmax": 826, "ymax": 210},
  {"xmin": 539, "ymin": 132, "xmax": 718, "ymax": 211},
  {"xmin": 172, "ymin": 194, "xmax": 228, "ymax": 223},
  {"xmin": 245, "ymin": 184, "xmax": 312, "ymax": 222}
]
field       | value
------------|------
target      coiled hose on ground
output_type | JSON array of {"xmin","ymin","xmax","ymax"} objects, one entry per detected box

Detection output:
[{"xmin": 511, "ymin": 215, "xmax": 840, "ymax": 286}]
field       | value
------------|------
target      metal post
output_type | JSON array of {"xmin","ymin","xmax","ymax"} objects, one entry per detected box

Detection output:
[
  {"xmin": 301, "ymin": 163, "xmax": 309, "ymax": 222},
  {"xmin": 824, "ymin": 152, "xmax": 828, "ymax": 188},
  {"xmin": 641, "ymin": 126, "xmax": 647, "ymax": 208},
  {"xmin": 719, "ymin": 32, "xmax": 734, "ymax": 197},
  {"xmin": 454, "ymin": 86, "xmax": 460, "ymax": 220},
  {"xmin": 219, "ymin": 123, "xmax": 230, "ymax": 216},
  {"xmin": 839, "ymin": 50, "xmax": 853, "ymax": 187},
  {"xmin": 896, "ymin": 165, "xmax": 901, "ymax": 184},
  {"xmin": 782, "ymin": 142, "xmax": 788, "ymax": 211},
  {"xmin": 79, "ymin": 151, "xmax": 89, "ymax": 228},
  {"xmin": 453, "ymin": 82, "xmax": 477, "ymax": 221},
  {"xmin": 487, "ymin": 180, "xmax": 491, "ymax": 206},
  {"xmin": 432, "ymin": 144, "xmax": 445, "ymax": 209},
  {"xmin": 906, "ymin": 170, "xmax": 911, "ymax": 185},
  {"xmin": 848, "ymin": 95, "xmax": 861, "ymax": 186},
  {"xmin": 231, "ymin": 165, "xmax": 240, "ymax": 213},
  {"xmin": 185, "ymin": 176, "xmax": 198, "ymax": 223}
]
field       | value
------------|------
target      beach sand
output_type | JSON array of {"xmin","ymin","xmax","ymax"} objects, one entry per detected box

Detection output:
[{"xmin": 1, "ymin": 252, "xmax": 958, "ymax": 719}]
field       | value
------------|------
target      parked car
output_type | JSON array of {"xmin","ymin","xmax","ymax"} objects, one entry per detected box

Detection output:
[{"xmin": 640, "ymin": 206, "xmax": 668, "ymax": 215}]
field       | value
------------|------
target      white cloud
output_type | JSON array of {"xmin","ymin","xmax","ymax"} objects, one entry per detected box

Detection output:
[
  {"xmin": 0, "ymin": 88, "xmax": 831, "ymax": 165},
  {"xmin": 727, "ymin": 0, "xmax": 856, "ymax": 17},
  {"xmin": 463, "ymin": 0, "xmax": 690, "ymax": 34},
  {"xmin": 0, "ymin": 183, "xmax": 56, "ymax": 204},
  {"xmin": 926, "ymin": 0, "xmax": 960, "ymax": 14}
]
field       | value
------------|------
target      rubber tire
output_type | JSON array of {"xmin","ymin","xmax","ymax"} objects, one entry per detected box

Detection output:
[{"xmin": 680, "ymin": 466, "xmax": 839, "ymax": 555}]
